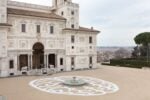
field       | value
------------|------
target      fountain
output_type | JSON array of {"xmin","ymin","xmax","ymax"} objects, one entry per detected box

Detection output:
[{"xmin": 62, "ymin": 77, "xmax": 87, "ymax": 86}]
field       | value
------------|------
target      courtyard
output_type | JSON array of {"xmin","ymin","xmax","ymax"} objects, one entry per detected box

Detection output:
[{"xmin": 0, "ymin": 65, "xmax": 150, "ymax": 100}]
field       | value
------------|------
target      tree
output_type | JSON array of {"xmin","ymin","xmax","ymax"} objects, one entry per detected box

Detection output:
[
  {"xmin": 134, "ymin": 32, "xmax": 150, "ymax": 57},
  {"xmin": 134, "ymin": 32, "xmax": 150, "ymax": 46},
  {"xmin": 132, "ymin": 46, "xmax": 147, "ymax": 57},
  {"xmin": 132, "ymin": 46, "xmax": 140, "ymax": 58}
]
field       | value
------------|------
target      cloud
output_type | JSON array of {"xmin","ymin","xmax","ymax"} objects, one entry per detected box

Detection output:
[{"xmin": 77, "ymin": 0, "xmax": 150, "ymax": 46}]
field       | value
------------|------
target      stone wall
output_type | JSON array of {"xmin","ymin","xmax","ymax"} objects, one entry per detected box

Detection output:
[
  {"xmin": 0, "ymin": 0, "xmax": 7, "ymax": 23},
  {"xmin": 65, "ymin": 31, "xmax": 97, "ymax": 70},
  {"xmin": 53, "ymin": 0, "xmax": 79, "ymax": 29},
  {"xmin": 7, "ymin": 15, "xmax": 66, "ymax": 50},
  {"xmin": 0, "ymin": 0, "xmax": 99, "ymax": 77},
  {"xmin": 0, "ymin": 28, "xmax": 8, "ymax": 58}
]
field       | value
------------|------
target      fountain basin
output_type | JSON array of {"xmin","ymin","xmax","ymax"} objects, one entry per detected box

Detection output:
[{"xmin": 62, "ymin": 77, "xmax": 87, "ymax": 86}]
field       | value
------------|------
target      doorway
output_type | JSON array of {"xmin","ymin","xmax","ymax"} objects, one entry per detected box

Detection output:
[
  {"xmin": 32, "ymin": 42, "xmax": 44, "ymax": 69},
  {"xmin": 48, "ymin": 54, "xmax": 56, "ymax": 68},
  {"xmin": 19, "ymin": 55, "xmax": 28, "ymax": 70}
]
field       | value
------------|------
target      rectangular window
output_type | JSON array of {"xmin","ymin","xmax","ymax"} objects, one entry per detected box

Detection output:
[
  {"xmin": 60, "ymin": 58, "xmax": 63, "ymax": 65},
  {"xmin": 50, "ymin": 26, "xmax": 54, "ymax": 34},
  {"xmin": 61, "ymin": 11, "xmax": 64, "ymax": 16},
  {"xmin": 89, "ymin": 57, "xmax": 93, "ymax": 64},
  {"xmin": 89, "ymin": 36, "xmax": 93, "ymax": 44},
  {"xmin": 9, "ymin": 60, "xmax": 14, "ymax": 69},
  {"xmin": 21, "ymin": 24, "xmax": 26, "ymax": 32},
  {"xmin": 71, "ymin": 35, "xmax": 75, "ymax": 43},
  {"xmin": 72, "ymin": 46, "xmax": 74, "ymax": 49},
  {"xmin": 71, "ymin": 24, "xmax": 74, "ymax": 28},
  {"xmin": 36, "ymin": 25, "xmax": 40, "ymax": 33},
  {"xmin": 71, "ymin": 57, "xmax": 75, "ymax": 66},
  {"xmin": 71, "ymin": 11, "xmax": 74, "ymax": 15}
]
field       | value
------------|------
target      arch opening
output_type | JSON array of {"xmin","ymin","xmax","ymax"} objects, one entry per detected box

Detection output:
[{"xmin": 32, "ymin": 42, "xmax": 44, "ymax": 69}]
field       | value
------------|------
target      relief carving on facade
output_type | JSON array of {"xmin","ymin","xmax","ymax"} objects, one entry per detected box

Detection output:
[
  {"xmin": 48, "ymin": 40, "xmax": 55, "ymax": 48},
  {"xmin": 80, "ymin": 48, "xmax": 85, "ymax": 53},
  {"xmin": 0, "ymin": 1, "xmax": 6, "ymax": 7},
  {"xmin": 8, "ymin": 40, "xmax": 14, "ymax": 48},
  {"xmin": 79, "ymin": 36, "xmax": 85, "ymax": 42},
  {"xmin": 78, "ymin": 57, "xmax": 87, "ymax": 64},
  {"xmin": 19, "ymin": 40, "xmax": 28, "ymax": 49},
  {"xmin": 59, "ymin": 40, "xmax": 65, "ymax": 48},
  {"xmin": 1, "ymin": 45, "xmax": 7, "ymax": 57}
]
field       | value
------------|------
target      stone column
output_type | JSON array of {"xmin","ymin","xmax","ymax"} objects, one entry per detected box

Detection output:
[
  {"xmin": 44, "ymin": 54, "xmax": 47, "ymax": 68},
  {"xmin": 28, "ymin": 54, "xmax": 30, "ymax": 70},
  {"xmin": 55, "ymin": 54, "xmax": 57, "ymax": 68},
  {"xmin": 17, "ymin": 55, "xmax": 20, "ymax": 71},
  {"xmin": 30, "ymin": 54, "xmax": 33, "ymax": 70},
  {"xmin": 46, "ymin": 54, "xmax": 49, "ymax": 68}
]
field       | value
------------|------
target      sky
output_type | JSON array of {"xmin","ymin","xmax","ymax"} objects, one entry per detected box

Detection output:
[{"xmin": 12, "ymin": 0, "xmax": 150, "ymax": 47}]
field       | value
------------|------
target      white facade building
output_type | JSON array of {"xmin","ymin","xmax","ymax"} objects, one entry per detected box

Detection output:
[{"xmin": 0, "ymin": 0, "xmax": 100, "ymax": 77}]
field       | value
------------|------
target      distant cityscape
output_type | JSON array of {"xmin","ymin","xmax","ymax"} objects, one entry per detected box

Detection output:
[
  {"xmin": 97, "ymin": 46, "xmax": 134, "ymax": 51},
  {"xmin": 97, "ymin": 46, "xmax": 134, "ymax": 63}
]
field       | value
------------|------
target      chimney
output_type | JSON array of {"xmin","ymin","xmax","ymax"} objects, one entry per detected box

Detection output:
[{"xmin": 91, "ymin": 27, "xmax": 94, "ymax": 30}]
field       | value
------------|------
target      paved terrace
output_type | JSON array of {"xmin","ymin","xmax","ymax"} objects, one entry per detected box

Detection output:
[{"xmin": 0, "ymin": 65, "xmax": 150, "ymax": 100}]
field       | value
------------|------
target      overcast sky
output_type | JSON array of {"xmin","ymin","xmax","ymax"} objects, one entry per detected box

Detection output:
[{"xmin": 12, "ymin": 0, "xmax": 150, "ymax": 47}]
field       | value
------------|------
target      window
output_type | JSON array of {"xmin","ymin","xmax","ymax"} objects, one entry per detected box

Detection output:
[
  {"xmin": 71, "ymin": 11, "xmax": 74, "ymax": 15},
  {"xmin": 36, "ymin": 25, "xmax": 41, "ymax": 33},
  {"xmin": 89, "ymin": 57, "xmax": 93, "ymax": 64},
  {"xmin": 10, "ymin": 73, "xmax": 14, "ymax": 76},
  {"xmin": 71, "ymin": 35, "xmax": 75, "ymax": 43},
  {"xmin": 90, "ymin": 46, "xmax": 92, "ymax": 49},
  {"xmin": 9, "ymin": 60, "xmax": 14, "ymax": 69},
  {"xmin": 21, "ymin": 24, "xmax": 26, "ymax": 32},
  {"xmin": 61, "ymin": 69, "xmax": 64, "ymax": 71},
  {"xmin": 50, "ymin": 26, "xmax": 54, "ymax": 34},
  {"xmin": 71, "ymin": 57, "xmax": 75, "ymax": 66},
  {"xmin": 89, "ymin": 36, "xmax": 93, "ymax": 44},
  {"xmin": 71, "ymin": 68, "xmax": 74, "ymax": 70},
  {"xmin": 60, "ymin": 58, "xmax": 63, "ymax": 65},
  {"xmin": 61, "ymin": 11, "xmax": 64, "ymax": 16},
  {"xmin": 71, "ymin": 24, "xmax": 74, "ymax": 28},
  {"xmin": 72, "ymin": 46, "xmax": 74, "ymax": 49}
]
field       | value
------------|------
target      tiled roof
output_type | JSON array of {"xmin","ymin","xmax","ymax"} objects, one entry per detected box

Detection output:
[
  {"xmin": 63, "ymin": 27, "xmax": 100, "ymax": 33},
  {"xmin": 7, "ymin": 8, "xmax": 66, "ymax": 20}
]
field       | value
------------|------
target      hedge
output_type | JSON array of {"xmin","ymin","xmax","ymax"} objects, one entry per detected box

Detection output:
[{"xmin": 109, "ymin": 59, "xmax": 150, "ymax": 68}]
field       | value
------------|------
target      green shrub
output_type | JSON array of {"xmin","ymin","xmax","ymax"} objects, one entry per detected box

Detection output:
[{"xmin": 109, "ymin": 59, "xmax": 150, "ymax": 68}]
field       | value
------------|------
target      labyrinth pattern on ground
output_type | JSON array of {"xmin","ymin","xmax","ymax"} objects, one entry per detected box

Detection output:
[{"xmin": 29, "ymin": 76, "xmax": 119, "ymax": 96}]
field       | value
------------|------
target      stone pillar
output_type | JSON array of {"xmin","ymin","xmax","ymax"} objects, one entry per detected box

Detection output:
[
  {"xmin": 28, "ymin": 54, "xmax": 30, "ymax": 70},
  {"xmin": 0, "ymin": 58, "xmax": 9, "ymax": 77},
  {"xmin": 55, "ymin": 54, "xmax": 57, "ymax": 68},
  {"xmin": 30, "ymin": 54, "xmax": 33, "ymax": 70},
  {"xmin": 44, "ymin": 54, "xmax": 46, "ymax": 68},
  {"xmin": 46, "ymin": 54, "xmax": 49, "ymax": 68},
  {"xmin": 17, "ymin": 55, "xmax": 20, "ymax": 70}
]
